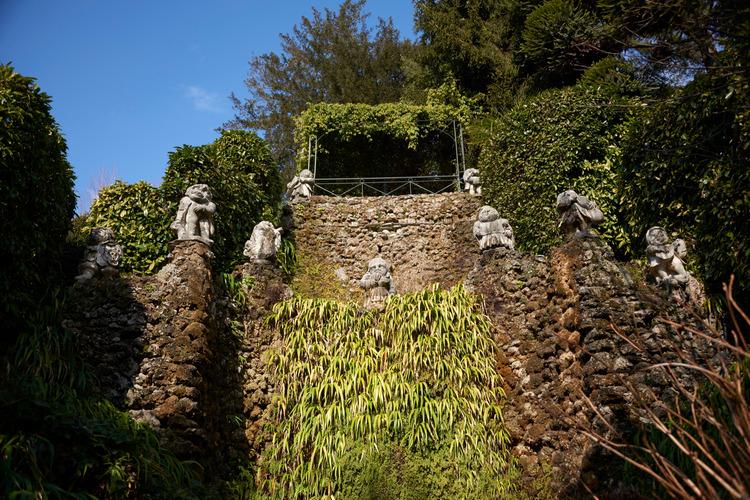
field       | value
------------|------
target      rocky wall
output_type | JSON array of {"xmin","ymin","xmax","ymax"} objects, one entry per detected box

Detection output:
[
  {"xmin": 289, "ymin": 193, "xmax": 483, "ymax": 296},
  {"xmin": 64, "ymin": 241, "xmax": 224, "ymax": 463},
  {"xmin": 466, "ymin": 238, "xmax": 719, "ymax": 497}
]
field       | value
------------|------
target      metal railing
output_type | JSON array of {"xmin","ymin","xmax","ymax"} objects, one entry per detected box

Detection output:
[{"xmin": 312, "ymin": 175, "xmax": 460, "ymax": 197}]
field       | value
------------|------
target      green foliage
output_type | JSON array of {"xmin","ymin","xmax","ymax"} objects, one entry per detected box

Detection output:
[
  {"xmin": 81, "ymin": 130, "xmax": 280, "ymax": 275},
  {"xmin": 293, "ymin": 101, "xmax": 469, "ymax": 176},
  {"xmin": 228, "ymin": 0, "xmax": 410, "ymax": 168},
  {"xmin": 520, "ymin": 0, "xmax": 604, "ymax": 86},
  {"xmin": 578, "ymin": 57, "xmax": 650, "ymax": 97},
  {"xmin": 0, "ymin": 300, "xmax": 201, "ymax": 498},
  {"xmin": 260, "ymin": 285, "xmax": 512, "ymax": 498},
  {"xmin": 162, "ymin": 130, "xmax": 281, "ymax": 271},
  {"xmin": 619, "ymin": 70, "xmax": 750, "ymax": 301},
  {"xmin": 480, "ymin": 86, "xmax": 635, "ymax": 254},
  {"xmin": 411, "ymin": 0, "xmax": 523, "ymax": 108},
  {"xmin": 0, "ymin": 64, "xmax": 76, "ymax": 339},
  {"xmin": 85, "ymin": 181, "xmax": 172, "ymax": 275},
  {"xmin": 276, "ymin": 239, "xmax": 297, "ymax": 279}
]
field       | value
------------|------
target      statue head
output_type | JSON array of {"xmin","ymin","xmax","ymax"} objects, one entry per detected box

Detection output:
[
  {"xmin": 299, "ymin": 169, "xmax": 314, "ymax": 181},
  {"xmin": 88, "ymin": 227, "xmax": 115, "ymax": 245},
  {"xmin": 478, "ymin": 205, "xmax": 499, "ymax": 223},
  {"xmin": 368, "ymin": 257, "xmax": 390, "ymax": 275},
  {"xmin": 185, "ymin": 184, "xmax": 212, "ymax": 203},
  {"xmin": 646, "ymin": 226, "xmax": 670, "ymax": 246},
  {"xmin": 463, "ymin": 168, "xmax": 479, "ymax": 181},
  {"xmin": 556, "ymin": 190, "xmax": 578, "ymax": 210}
]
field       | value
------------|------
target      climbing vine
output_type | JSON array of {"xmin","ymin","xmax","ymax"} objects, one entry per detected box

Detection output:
[{"xmin": 260, "ymin": 285, "xmax": 512, "ymax": 498}]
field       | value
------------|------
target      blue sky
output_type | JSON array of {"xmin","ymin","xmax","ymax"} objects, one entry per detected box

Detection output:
[{"xmin": 1, "ymin": 0, "xmax": 416, "ymax": 212}]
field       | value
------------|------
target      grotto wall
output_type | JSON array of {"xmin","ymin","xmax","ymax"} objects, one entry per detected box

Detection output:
[
  {"xmin": 289, "ymin": 192, "xmax": 482, "ymax": 295},
  {"xmin": 466, "ymin": 238, "xmax": 719, "ymax": 496}
]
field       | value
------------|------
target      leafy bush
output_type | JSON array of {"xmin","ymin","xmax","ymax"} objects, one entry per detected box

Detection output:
[
  {"xmin": 85, "ymin": 181, "xmax": 172, "ymax": 274},
  {"xmin": 0, "ymin": 64, "xmax": 76, "ymax": 338},
  {"xmin": 261, "ymin": 285, "xmax": 512, "ymax": 498},
  {"xmin": 619, "ymin": 71, "xmax": 750, "ymax": 302},
  {"xmin": 162, "ymin": 130, "xmax": 281, "ymax": 270},
  {"xmin": 480, "ymin": 86, "xmax": 635, "ymax": 255}
]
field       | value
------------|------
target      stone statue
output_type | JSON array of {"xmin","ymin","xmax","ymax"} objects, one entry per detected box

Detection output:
[
  {"xmin": 359, "ymin": 257, "xmax": 396, "ymax": 309},
  {"xmin": 75, "ymin": 227, "xmax": 122, "ymax": 283},
  {"xmin": 473, "ymin": 206, "xmax": 515, "ymax": 251},
  {"xmin": 646, "ymin": 226, "xmax": 690, "ymax": 287},
  {"xmin": 463, "ymin": 168, "xmax": 481, "ymax": 196},
  {"xmin": 556, "ymin": 190, "xmax": 603, "ymax": 237},
  {"xmin": 286, "ymin": 169, "xmax": 314, "ymax": 202},
  {"xmin": 243, "ymin": 221, "xmax": 283, "ymax": 262},
  {"xmin": 171, "ymin": 184, "xmax": 216, "ymax": 245}
]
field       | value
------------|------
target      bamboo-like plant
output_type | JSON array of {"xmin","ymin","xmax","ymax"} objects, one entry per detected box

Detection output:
[{"xmin": 260, "ymin": 284, "xmax": 511, "ymax": 498}]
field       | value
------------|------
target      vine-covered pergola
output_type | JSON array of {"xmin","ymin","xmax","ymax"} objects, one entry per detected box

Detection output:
[{"xmin": 293, "ymin": 102, "xmax": 470, "ymax": 195}]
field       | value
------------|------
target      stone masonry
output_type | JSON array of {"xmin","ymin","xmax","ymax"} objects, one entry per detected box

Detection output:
[{"xmin": 290, "ymin": 193, "xmax": 482, "ymax": 295}]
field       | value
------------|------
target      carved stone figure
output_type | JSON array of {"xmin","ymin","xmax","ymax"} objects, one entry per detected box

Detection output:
[
  {"xmin": 286, "ymin": 169, "xmax": 314, "ymax": 202},
  {"xmin": 75, "ymin": 227, "xmax": 122, "ymax": 283},
  {"xmin": 646, "ymin": 226, "xmax": 690, "ymax": 287},
  {"xmin": 463, "ymin": 168, "xmax": 481, "ymax": 196},
  {"xmin": 473, "ymin": 206, "xmax": 515, "ymax": 251},
  {"xmin": 171, "ymin": 184, "xmax": 216, "ymax": 245},
  {"xmin": 556, "ymin": 190, "xmax": 604, "ymax": 237},
  {"xmin": 243, "ymin": 221, "xmax": 283, "ymax": 262},
  {"xmin": 359, "ymin": 257, "xmax": 396, "ymax": 309}
]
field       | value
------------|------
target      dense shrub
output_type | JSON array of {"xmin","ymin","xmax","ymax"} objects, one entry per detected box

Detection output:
[
  {"xmin": 162, "ymin": 130, "xmax": 281, "ymax": 270},
  {"xmin": 480, "ymin": 86, "xmax": 635, "ymax": 255},
  {"xmin": 619, "ymin": 71, "xmax": 750, "ymax": 302},
  {"xmin": 261, "ymin": 286, "xmax": 512, "ymax": 498},
  {"xmin": 85, "ymin": 181, "xmax": 172, "ymax": 274},
  {"xmin": 0, "ymin": 64, "xmax": 76, "ymax": 337}
]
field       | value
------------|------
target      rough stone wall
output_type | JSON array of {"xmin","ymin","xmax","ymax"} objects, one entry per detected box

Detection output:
[
  {"xmin": 65, "ymin": 241, "xmax": 223, "ymax": 462},
  {"xmin": 466, "ymin": 239, "xmax": 719, "ymax": 496},
  {"xmin": 290, "ymin": 193, "xmax": 482, "ymax": 296}
]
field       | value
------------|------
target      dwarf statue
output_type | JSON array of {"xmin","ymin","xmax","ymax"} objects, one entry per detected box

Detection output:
[
  {"xmin": 556, "ymin": 190, "xmax": 604, "ymax": 237},
  {"xmin": 243, "ymin": 221, "xmax": 283, "ymax": 262},
  {"xmin": 646, "ymin": 226, "xmax": 690, "ymax": 288},
  {"xmin": 171, "ymin": 184, "xmax": 216, "ymax": 245},
  {"xmin": 473, "ymin": 206, "xmax": 515, "ymax": 251},
  {"xmin": 286, "ymin": 169, "xmax": 314, "ymax": 202},
  {"xmin": 75, "ymin": 227, "xmax": 123, "ymax": 283},
  {"xmin": 463, "ymin": 168, "xmax": 481, "ymax": 196},
  {"xmin": 359, "ymin": 257, "xmax": 396, "ymax": 309}
]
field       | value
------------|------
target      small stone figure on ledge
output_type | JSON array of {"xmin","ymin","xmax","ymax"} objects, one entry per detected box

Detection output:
[
  {"xmin": 463, "ymin": 168, "xmax": 481, "ymax": 196},
  {"xmin": 646, "ymin": 226, "xmax": 690, "ymax": 288},
  {"xmin": 556, "ymin": 189, "xmax": 603, "ymax": 238},
  {"xmin": 244, "ymin": 221, "xmax": 283, "ymax": 263},
  {"xmin": 359, "ymin": 257, "xmax": 396, "ymax": 310},
  {"xmin": 75, "ymin": 227, "xmax": 122, "ymax": 283},
  {"xmin": 473, "ymin": 206, "xmax": 515, "ymax": 251},
  {"xmin": 286, "ymin": 169, "xmax": 314, "ymax": 203},
  {"xmin": 171, "ymin": 184, "xmax": 216, "ymax": 245}
]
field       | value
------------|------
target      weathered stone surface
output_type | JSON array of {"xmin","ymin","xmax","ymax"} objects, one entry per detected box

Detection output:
[
  {"xmin": 463, "ymin": 168, "xmax": 481, "ymax": 196},
  {"xmin": 171, "ymin": 184, "xmax": 216, "ymax": 245},
  {"xmin": 465, "ymin": 239, "xmax": 719, "ymax": 496},
  {"xmin": 290, "ymin": 192, "xmax": 482, "ymax": 295},
  {"xmin": 243, "ymin": 221, "xmax": 282, "ymax": 262},
  {"xmin": 556, "ymin": 189, "xmax": 603, "ymax": 238},
  {"xmin": 75, "ymin": 227, "xmax": 122, "ymax": 283},
  {"xmin": 286, "ymin": 169, "xmax": 314, "ymax": 202},
  {"xmin": 646, "ymin": 226, "xmax": 690, "ymax": 288},
  {"xmin": 473, "ymin": 205, "xmax": 515, "ymax": 251},
  {"xmin": 359, "ymin": 257, "xmax": 396, "ymax": 309}
]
